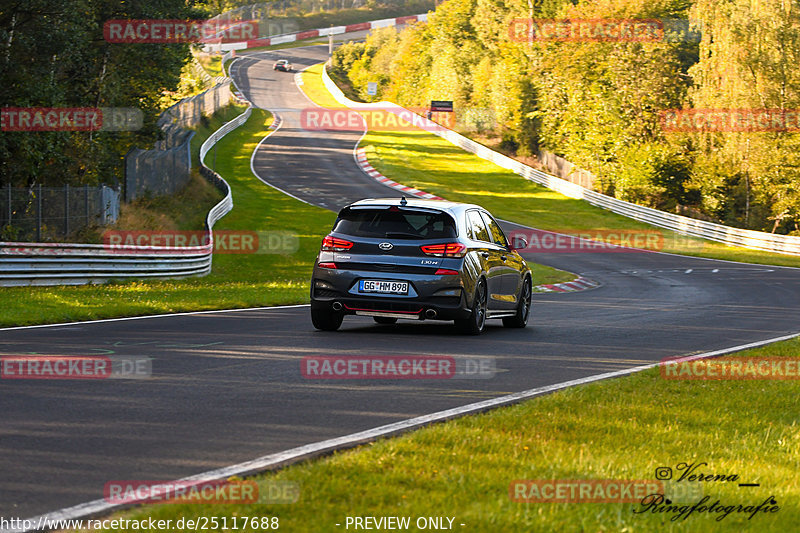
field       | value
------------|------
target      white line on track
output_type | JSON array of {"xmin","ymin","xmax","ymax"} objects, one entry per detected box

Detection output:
[
  {"xmin": 8, "ymin": 330, "xmax": 800, "ymax": 533},
  {"xmin": 248, "ymin": 110, "xmax": 315, "ymax": 206},
  {"xmin": 0, "ymin": 304, "xmax": 310, "ymax": 332},
  {"xmin": 6, "ymin": 49, "xmax": 800, "ymax": 532}
]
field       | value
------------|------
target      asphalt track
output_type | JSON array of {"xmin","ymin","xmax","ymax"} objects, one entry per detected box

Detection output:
[{"xmin": 3, "ymin": 45, "xmax": 800, "ymax": 519}]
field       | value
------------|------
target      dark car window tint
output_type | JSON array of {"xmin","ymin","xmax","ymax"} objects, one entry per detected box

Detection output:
[
  {"xmin": 480, "ymin": 211, "xmax": 509, "ymax": 248},
  {"xmin": 333, "ymin": 208, "xmax": 457, "ymax": 239},
  {"xmin": 466, "ymin": 210, "xmax": 491, "ymax": 242}
]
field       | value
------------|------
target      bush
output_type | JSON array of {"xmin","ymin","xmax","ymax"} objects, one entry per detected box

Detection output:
[{"xmin": 498, "ymin": 132, "xmax": 519, "ymax": 155}]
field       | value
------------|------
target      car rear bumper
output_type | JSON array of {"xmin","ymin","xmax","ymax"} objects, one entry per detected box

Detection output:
[
  {"xmin": 310, "ymin": 265, "xmax": 473, "ymax": 321},
  {"xmin": 310, "ymin": 290, "xmax": 471, "ymax": 321}
]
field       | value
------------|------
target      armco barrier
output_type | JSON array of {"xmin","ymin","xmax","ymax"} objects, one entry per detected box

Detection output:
[
  {"xmin": 320, "ymin": 65, "xmax": 800, "ymax": 256},
  {"xmin": 205, "ymin": 13, "xmax": 428, "ymax": 52},
  {"xmin": 0, "ymin": 105, "xmax": 251, "ymax": 287}
]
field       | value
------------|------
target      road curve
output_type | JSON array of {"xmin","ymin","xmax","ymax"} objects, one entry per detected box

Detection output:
[
  {"xmin": 230, "ymin": 47, "xmax": 393, "ymax": 210},
  {"xmin": 2, "ymin": 45, "xmax": 800, "ymax": 519}
]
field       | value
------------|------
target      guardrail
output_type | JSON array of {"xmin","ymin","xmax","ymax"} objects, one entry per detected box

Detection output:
[
  {"xmin": 221, "ymin": 51, "xmax": 250, "ymax": 105},
  {"xmin": 205, "ymin": 12, "xmax": 428, "ymax": 52},
  {"xmin": 0, "ymin": 103, "xmax": 251, "ymax": 287},
  {"xmin": 321, "ymin": 65, "xmax": 800, "ymax": 256}
]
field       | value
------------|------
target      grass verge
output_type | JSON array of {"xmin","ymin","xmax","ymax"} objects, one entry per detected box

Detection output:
[
  {"xmin": 301, "ymin": 63, "xmax": 800, "ymax": 269},
  {"xmin": 0, "ymin": 70, "xmax": 575, "ymax": 327},
  {"xmin": 56, "ymin": 51, "xmax": 800, "ymax": 533},
  {"xmin": 290, "ymin": 3, "xmax": 433, "ymax": 31},
  {"xmin": 195, "ymin": 54, "xmax": 223, "ymax": 78},
  {"xmin": 79, "ymin": 336, "xmax": 800, "ymax": 533},
  {"xmin": 0, "ymin": 108, "xmax": 336, "ymax": 327}
]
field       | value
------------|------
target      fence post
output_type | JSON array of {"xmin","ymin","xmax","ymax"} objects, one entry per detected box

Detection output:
[
  {"xmin": 187, "ymin": 130, "xmax": 194, "ymax": 170},
  {"xmin": 64, "ymin": 183, "xmax": 70, "ymax": 236},
  {"xmin": 84, "ymin": 184, "xmax": 89, "ymax": 226},
  {"xmin": 5, "ymin": 185, "xmax": 10, "ymax": 227},
  {"xmin": 36, "ymin": 183, "xmax": 42, "ymax": 241}
]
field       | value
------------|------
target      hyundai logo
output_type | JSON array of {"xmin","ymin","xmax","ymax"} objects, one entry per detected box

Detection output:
[{"xmin": 378, "ymin": 242, "xmax": 393, "ymax": 251}]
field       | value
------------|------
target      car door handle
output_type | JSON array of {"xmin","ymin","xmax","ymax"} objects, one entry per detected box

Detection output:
[{"xmin": 481, "ymin": 252, "xmax": 490, "ymax": 258}]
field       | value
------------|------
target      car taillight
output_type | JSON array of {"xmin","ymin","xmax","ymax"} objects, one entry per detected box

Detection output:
[
  {"xmin": 321, "ymin": 235, "xmax": 353, "ymax": 251},
  {"xmin": 434, "ymin": 268, "xmax": 459, "ymax": 275},
  {"xmin": 318, "ymin": 262, "xmax": 337, "ymax": 269},
  {"xmin": 420, "ymin": 243, "xmax": 466, "ymax": 258}
]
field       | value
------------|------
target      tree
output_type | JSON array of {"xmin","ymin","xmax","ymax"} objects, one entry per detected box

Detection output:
[{"xmin": 0, "ymin": 0, "xmax": 199, "ymax": 188}]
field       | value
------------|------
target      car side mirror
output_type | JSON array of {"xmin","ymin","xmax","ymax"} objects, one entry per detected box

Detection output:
[{"xmin": 509, "ymin": 236, "xmax": 527, "ymax": 251}]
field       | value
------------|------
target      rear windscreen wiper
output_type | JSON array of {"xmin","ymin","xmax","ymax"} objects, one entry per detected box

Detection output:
[{"xmin": 384, "ymin": 232, "xmax": 420, "ymax": 239}]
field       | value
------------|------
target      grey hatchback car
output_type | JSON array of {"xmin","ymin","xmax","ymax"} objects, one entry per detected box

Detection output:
[{"xmin": 310, "ymin": 197, "xmax": 532, "ymax": 334}]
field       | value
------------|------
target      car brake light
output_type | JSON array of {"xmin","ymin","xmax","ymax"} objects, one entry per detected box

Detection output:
[
  {"xmin": 321, "ymin": 235, "xmax": 353, "ymax": 251},
  {"xmin": 318, "ymin": 262, "xmax": 337, "ymax": 269},
  {"xmin": 434, "ymin": 268, "xmax": 459, "ymax": 275},
  {"xmin": 420, "ymin": 242, "xmax": 466, "ymax": 257}
]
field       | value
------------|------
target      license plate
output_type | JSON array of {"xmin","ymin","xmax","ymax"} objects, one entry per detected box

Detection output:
[{"xmin": 359, "ymin": 279, "xmax": 409, "ymax": 295}]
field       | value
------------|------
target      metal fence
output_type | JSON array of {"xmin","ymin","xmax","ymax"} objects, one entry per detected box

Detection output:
[
  {"xmin": 0, "ymin": 184, "xmax": 119, "ymax": 242},
  {"xmin": 322, "ymin": 64, "xmax": 800, "ymax": 256},
  {"xmin": 124, "ymin": 131, "xmax": 194, "ymax": 202},
  {"xmin": 158, "ymin": 80, "xmax": 233, "ymax": 131},
  {"xmin": 124, "ymin": 81, "xmax": 233, "ymax": 202},
  {"xmin": 0, "ymin": 104, "xmax": 247, "ymax": 286},
  {"xmin": 208, "ymin": 1, "xmax": 367, "ymax": 35},
  {"xmin": 536, "ymin": 149, "xmax": 596, "ymax": 190}
]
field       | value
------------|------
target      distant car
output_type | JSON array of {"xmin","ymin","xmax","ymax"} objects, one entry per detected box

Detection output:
[
  {"xmin": 273, "ymin": 59, "xmax": 293, "ymax": 72},
  {"xmin": 310, "ymin": 197, "xmax": 532, "ymax": 334}
]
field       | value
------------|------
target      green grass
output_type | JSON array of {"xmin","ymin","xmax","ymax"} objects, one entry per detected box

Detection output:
[
  {"xmin": 236, "ymin": 33, "xmax": 367, "ymax": 54},
  {"xmin": 195, "ymin": 54, "xmax": 223, "ymax": 78},
  {"xmin": 0, "ymin": 88, "xmax": 574, "ymax": 327},
  {"xmin": 0, "ymin": 108, "xmax": 337, "ymax": 327},
  {"xmin": 81, "ymin": 335, "xmax": 800, "ymax": 533},
  {"xmin": 290, "ymin": 4, "xmax": 432, "ymax": 31},
  {"xmin": 189, "ymin": 103, "xmax": 249, "ymax": 165},
  {"xmin": 301, "ymin": 63, "xmax": 800, "ymax": 269},
  {"xmin": 301, "ymin": 63, "xmax": 344, "ymax": 107},
  {"xmin": 53, "ymin": 49, "xmax": 800, "ymax": 533},
  {"xmin": 530, "ymin": 263, "xmax": 576, "ymax": 289},
  {"xmin": 237, "ymin": 7, "xmax": 433, "ymax": 55}
]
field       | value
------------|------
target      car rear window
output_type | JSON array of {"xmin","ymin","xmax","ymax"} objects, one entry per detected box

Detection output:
[{"xmin": 334, "ymin": 207, "xmax": 457, "ymax": 239}]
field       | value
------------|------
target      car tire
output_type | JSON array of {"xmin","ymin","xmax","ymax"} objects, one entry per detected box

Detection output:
[
  {"xmin": 456, "ymin": 279, "xmax": 487, "ymax": 335},
  {"xmin": 503, "ymin": 277, "xmax": 531, "ymax": 328},
  {"xmin": 311, "ymin": 305, "xmax": 343, "ymax": 331},
  {"xmin": 373, "ymin": 317, "xmax": 398, "ymax": 325}
]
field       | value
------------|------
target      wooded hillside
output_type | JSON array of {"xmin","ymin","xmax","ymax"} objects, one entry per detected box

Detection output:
[{"xmin": 332, "ymin": 0, "xmax": 800, "ymax": 234}]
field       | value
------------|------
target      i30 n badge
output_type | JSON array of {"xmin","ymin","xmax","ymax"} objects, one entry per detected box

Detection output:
[{"xmin": 309, "ymin": 197, "xmax": 532, "ymax": 335}]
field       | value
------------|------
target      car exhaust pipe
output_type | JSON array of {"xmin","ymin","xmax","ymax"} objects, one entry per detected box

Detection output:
[
  {"xmin": 332, "ymin": 301, "xmax": 343, "ymax": 311},
  {"xmin": 425, "ymin": 309, "xmax": 437, "ymax": 319}
]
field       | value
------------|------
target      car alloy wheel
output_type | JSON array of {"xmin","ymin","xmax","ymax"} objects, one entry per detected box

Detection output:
[
  {"xmin": 503, "ymin": 277, "xmax": 531, "ymax": 328},
  {"xmin": 456, "ymin": 279, "xmax": 487, "ymax": 335}
]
